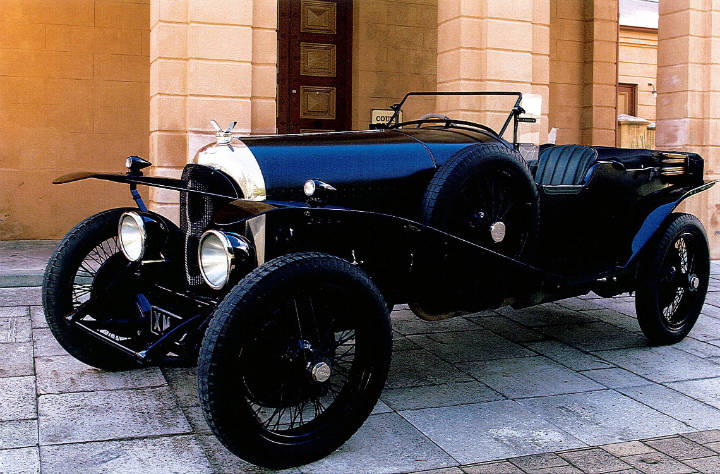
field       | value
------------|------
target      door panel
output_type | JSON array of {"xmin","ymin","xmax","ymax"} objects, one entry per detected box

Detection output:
[
  {"xmin": 278, "ymin": 0, "xmax": 352, "ymax": 133},
  {"xmin": 617, "ymin": 83, "xmax": 637, "ymax": 117}
]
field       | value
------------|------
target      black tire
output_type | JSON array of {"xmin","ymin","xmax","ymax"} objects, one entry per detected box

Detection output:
[
  {"xmin": 636, "ymin": 213, "xmax": 710, "ymax": 345},
  {"xmin": 197, "ymin": 252, "xmax": 392, "ymax": 469},
  {"xmin": 421, "ymin": 143, "xmax": 540, "ymax": 260},
  {"xmin": 42, "ymin": 208, "xmax": 139, "ymax": 370}
]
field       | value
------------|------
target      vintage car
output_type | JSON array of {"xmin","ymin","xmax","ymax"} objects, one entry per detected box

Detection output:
[{"xmin": 44, "ymin": 91, "xmax": 713, "ymax": 468}]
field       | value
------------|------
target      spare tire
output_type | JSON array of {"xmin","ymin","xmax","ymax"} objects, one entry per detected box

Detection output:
[{"xmin": 420, "ymin": 143, "xmax": 539, "ymax": 260}]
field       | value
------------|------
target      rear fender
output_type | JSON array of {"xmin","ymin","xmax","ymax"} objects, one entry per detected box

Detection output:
[{"xmin": 625, "ymin": 180, "xmax": 716, "ymax": 267}]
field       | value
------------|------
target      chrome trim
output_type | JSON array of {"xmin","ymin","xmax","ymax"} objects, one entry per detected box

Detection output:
[
  {"xmin": 198, "ymin": 230, "xmax": 233, "ymax": 290},
  {"xmin": 198, "ymin": 230, "xmax": 254, "ymax": 289},
  {"xmin": 247, "ymin": 214, "xmax": 267, "ymax": 266},
  {"xmin": 490, "ymin": 221, "xmax": 506, "ymax": 243},
  {"xmin": 118, "ymin": 211, "xmax": 146, "ymax": 262},
  {"xmin": 194, "ymin": 138, "xmax": 267, "ymax": 201}
]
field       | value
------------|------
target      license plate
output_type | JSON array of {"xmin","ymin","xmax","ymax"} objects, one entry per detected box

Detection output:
[{"xmin": 150, "ymin": 306, "xmax": 181, "ymax": 335}]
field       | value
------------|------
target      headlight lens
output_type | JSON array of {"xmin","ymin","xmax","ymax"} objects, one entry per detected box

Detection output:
[
  {"xmin": 303, "ymin": 179, "xmax": 316, "ymax": 196},
  {"xmin": 199, "ymin": 230, "xmax": 233, "ymax": 289},
  {"xmin": 118, "ymin": 212, "xmax": 146, "ymax": 261}
]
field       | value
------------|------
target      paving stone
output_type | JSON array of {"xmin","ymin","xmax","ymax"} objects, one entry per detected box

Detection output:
[
  {"xmin": 32, "ymin": 328, "xmax": 68, "ymax": 357},
  {"xmin": 38, "ymin": 387, "xmax": 190, "ymax": 444},
  {"xmin": 0, "ymin": 447, "xmax": 40, "ymax": 473},
  {"xmin": 386, "ymin": 350, "xmax": 473, "ymax": 389},
  {"xmin": 467, "ymin": 315, "xmax": 547, "ymax": 343},
  {"xmin": 301, "ymin": 413, "xmax": 457, "ymax": 473},
  {"xmin": 393, "ymin": 332, "xmax": 421, "ymax": 351},
  {"xmin": 0, "ymin": 342, "xmax": 33, "ymax": 377},
  {"xmin": 704, "ymin": 441, "xmax": 720, "ymax": 455},
  {"xmin": 399, "ymin": 400, "xmax": 585, "ymax": 464},
  {"xmin": 594, "ymin": 346, "xmax": 720, "ymax": 383},
  {"xmin": 580, "ymin": 368, "xmax": 652, "ymax": 389},
  {"xmin": 675, "ymin": 337, "xmax": 720, "ymax": 359},
  {"xmin": 601, "ymin": 441, "xmax": 657, "ymax": 457},
  {"xmin": 456, "ymin": 356, "xmax": 603, "ymax": 399},
  {"xmin": 0, "ymin": 287, "xmax": 42, "ymax": 306},
  {"xmin": 644, "ymin": 436, "xmax": 716, "ymax": 460},
  {"xmin": 621, "ymin": 451, "xmax": 695, "ymax": 473},
  {"xmin": 524, "ymin": 340, "xmax": 613, "ymax": 371},
  {"xmin": 557, "ymin": 447, "xmax": 632, "ymax": 473},
  {"xmin": 196, "ymin": 433, "xmax": 300, "ymax": 474},
  {"xmin": 523, "ymin": 466, "xmax": 584, "ymax": 473},
  {"xmin": 0, "ymin": 306, "xmax": 29, "ymax": 318},
  {"xmin": 595, "ymin": 297, "xmax": 637, "ymax": 317},
  {"xmin": 408, "ymin": 330, "xmax": 534, "ymax": 363},
  {"xmin": 408, "ymin": 467, "xmax": 464, "ymax": 474},
  {"xmin": 585, "ymin": 309, "xmax": 642, "ymax": 334},
  {"xmin": 180, "ymin": 405, "xmax": 211, "ymax": 434},
  {"xmin": 0, "ymin": 316, "xmax": 31, "ymax": 343},
  {"xmin": 0, "ymin": 420, "xmax": 37, "ymax": 449},
  {"xmin": 508, "ymin": 452, "xmax": 569, "ymax": 470},
  {"xmin": 517, "ymin": 390, "xmax": 691, "ymax": 445},
  {"xmin": 381, "ymin": 381, "xmax": 502, "ymax": 411},
  {"xmin": 556, "ymin": 297, "xmax": 606, "ymax": 311},
  {"xmin": 682, "ymin": 430, "xmax": 720, "ymax": 444},
  {"xmin": 495, "ymin": 303, "xmax": 598, "ymax": 327},
  {"xmin": 0, "ymin": 376, "xmax": 36, "ymax": 421},
  {"xmin": 684, "ymin": 455, "xmax": 720, "ymax": 473},
  {"xmin": 29, "ymin": 306, "xmax": 47, "ymax": 329},
  {"xmin": 162, "ymin": 366, "xmax": 200, "ymax": 407},
  {"xmin": 668, "ymin": 378, "xmax": 720, "ymax": 411},
  {"xmin": 35, "ymin": 355, "xmax": 166, "ymax": 394},
  {"xmin": 40, "ymin": 435, "xmax": 212, "ymax": 473},
  {"xmin": 462, "ymin": 460, "xmax": 524, "ymax": 473},
  {"xmin": 688, "ymin": 316, "xmax": 720, "ymax": 342},
  {"xmin": 371, "ymin": 399, "xmax": 393, "ymax": 414},
  {"xmin": 390, "ymin": 310, "xmax": 481, "ymax": 335},
  {"xmin": 618, "ymin": 384, "xmax": 720, "ymax": 431},
  {"xmin": 540, "ymin": 322, "xmax": 647, "ymax": 352}
]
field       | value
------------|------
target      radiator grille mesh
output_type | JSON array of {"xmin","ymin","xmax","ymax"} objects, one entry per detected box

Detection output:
[{"xmin": 180, "ymin": 165, "xmax": 239, "ymax": 287}]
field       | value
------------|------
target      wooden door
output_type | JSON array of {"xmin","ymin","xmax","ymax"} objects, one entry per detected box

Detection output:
[
  {"xmin": 278, "ymin": 0, "xmax": 353, "ymax": 133},
  {"xmin": 617, "ymin": 83, "xmax": 637, "ymax": 117}
]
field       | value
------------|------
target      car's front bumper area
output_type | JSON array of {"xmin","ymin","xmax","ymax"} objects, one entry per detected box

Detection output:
[{"xmin": 66, "ymin": 277, "xmax": 217, "ymax": 365}]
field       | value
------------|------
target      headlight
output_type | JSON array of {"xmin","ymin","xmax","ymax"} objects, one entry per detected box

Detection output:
[
  {"xmin": 118, "ymin": 212, "xmax": 146, "ymax": 261},
  {"xmin": 198, "ymin": 230, "xmax": 253, "ymax": 290}
]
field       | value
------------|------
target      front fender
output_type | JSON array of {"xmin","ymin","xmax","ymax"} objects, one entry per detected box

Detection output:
[{"xmin": 625, "ymin": 180, "xmax": 716, "ymax": 267}]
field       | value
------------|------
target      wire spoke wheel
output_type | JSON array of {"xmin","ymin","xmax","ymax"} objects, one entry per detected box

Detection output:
[
  {"xmin": 636, "ymin": 213, "xmax": 710, "ymax": 345},
  {"xmin": 42, "ymin": 208, "xmax": 140, "ymax": 370},
  {"xmin": 197, "ymin": 253, "xmax": 392, "ymax": 469}
]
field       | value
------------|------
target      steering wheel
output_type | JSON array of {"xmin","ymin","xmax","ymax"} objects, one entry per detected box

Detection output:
[{"xmin": 415, "ymin": 113, "xmax": 451, "ymax": 128}]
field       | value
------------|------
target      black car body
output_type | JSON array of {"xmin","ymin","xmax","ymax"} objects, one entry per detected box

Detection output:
[{"xmin": 45, "ymin": 92, "xmax": 715, "ymax": 468}]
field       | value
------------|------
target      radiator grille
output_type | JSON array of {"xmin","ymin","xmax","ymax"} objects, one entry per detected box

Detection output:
[{"xmin": 180, "ymin": 165, "xmax": 240, "ymax": 287}]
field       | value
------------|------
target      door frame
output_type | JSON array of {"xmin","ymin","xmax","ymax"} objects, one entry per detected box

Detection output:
[
  {"xmin": 617, "ymin": 82, "xmax": 638, "ymax": 117},
  {"xmin": 277, "ymin": 0, "xmax": 353, "ymax": 133}
]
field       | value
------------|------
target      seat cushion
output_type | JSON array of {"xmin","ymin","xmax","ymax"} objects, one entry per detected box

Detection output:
[{"xmin": 535, "ymin": 145, "xmax": 598, "ymax": 186}]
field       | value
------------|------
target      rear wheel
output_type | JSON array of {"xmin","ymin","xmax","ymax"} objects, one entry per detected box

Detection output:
[
  {"xmin": 197, "ymin": 252, "xmax": 392, "ymax": 468},
  {"xmin": 636, "ymin": 213, "xmax": 710, "ymax": 345}
]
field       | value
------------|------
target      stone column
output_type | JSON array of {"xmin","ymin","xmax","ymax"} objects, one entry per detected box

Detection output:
[
  {"xmin": 581, "ymin": 0, "xmax": 618, "ymax": 146},
  {"xmin": 436, "ymin": 0, "xmax": 550, "ymax": 143},
  {"xmin": 656, "ymin": 0, "xmax": 720, "ymax": 255},
  {"xmin": 148, "ymin": 0, "xmax": 277, "ymax": 222}
]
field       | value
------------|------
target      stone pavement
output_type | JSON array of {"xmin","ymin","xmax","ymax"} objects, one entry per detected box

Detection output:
[{"xmin": 4, "ymin": 249, "xmax": 720, "ymax": 472}]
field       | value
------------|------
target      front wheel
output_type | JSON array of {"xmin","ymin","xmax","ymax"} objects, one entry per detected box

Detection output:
[
  {"xmin": 197, "ymin": 252, "xmax": 392, "ymax": 468},
  {"xmin": 635, "ymin": 213, "xmax": 710, "ymax": 345},
  {"xmin": 42, "ymin": 208, "xmax": 141, "ymax": 370}
]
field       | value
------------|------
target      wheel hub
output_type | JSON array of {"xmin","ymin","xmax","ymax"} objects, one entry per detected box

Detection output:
[
  {"xmin": 489, "ymin": 221, "xmax": 506, "ymax": 243},
  {"xmin": 310, "ymin": 361, "xmax": 331, "ymax": 382}
]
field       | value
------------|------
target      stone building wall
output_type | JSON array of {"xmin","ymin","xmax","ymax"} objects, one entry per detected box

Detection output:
[{"xmin": 0, "ymin": 0, "xmax": 150, "ymax": 239}]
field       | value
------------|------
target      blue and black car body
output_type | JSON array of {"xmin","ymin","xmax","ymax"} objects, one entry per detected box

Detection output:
[{"xmin": 45, "ymin": 91, "xmax": 715, "ymax": 468}]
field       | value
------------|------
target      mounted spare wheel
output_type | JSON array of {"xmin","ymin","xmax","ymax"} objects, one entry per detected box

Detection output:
[{"xmin": 410, "ymin": 143, "xmax": 540, "ymax": 321}]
